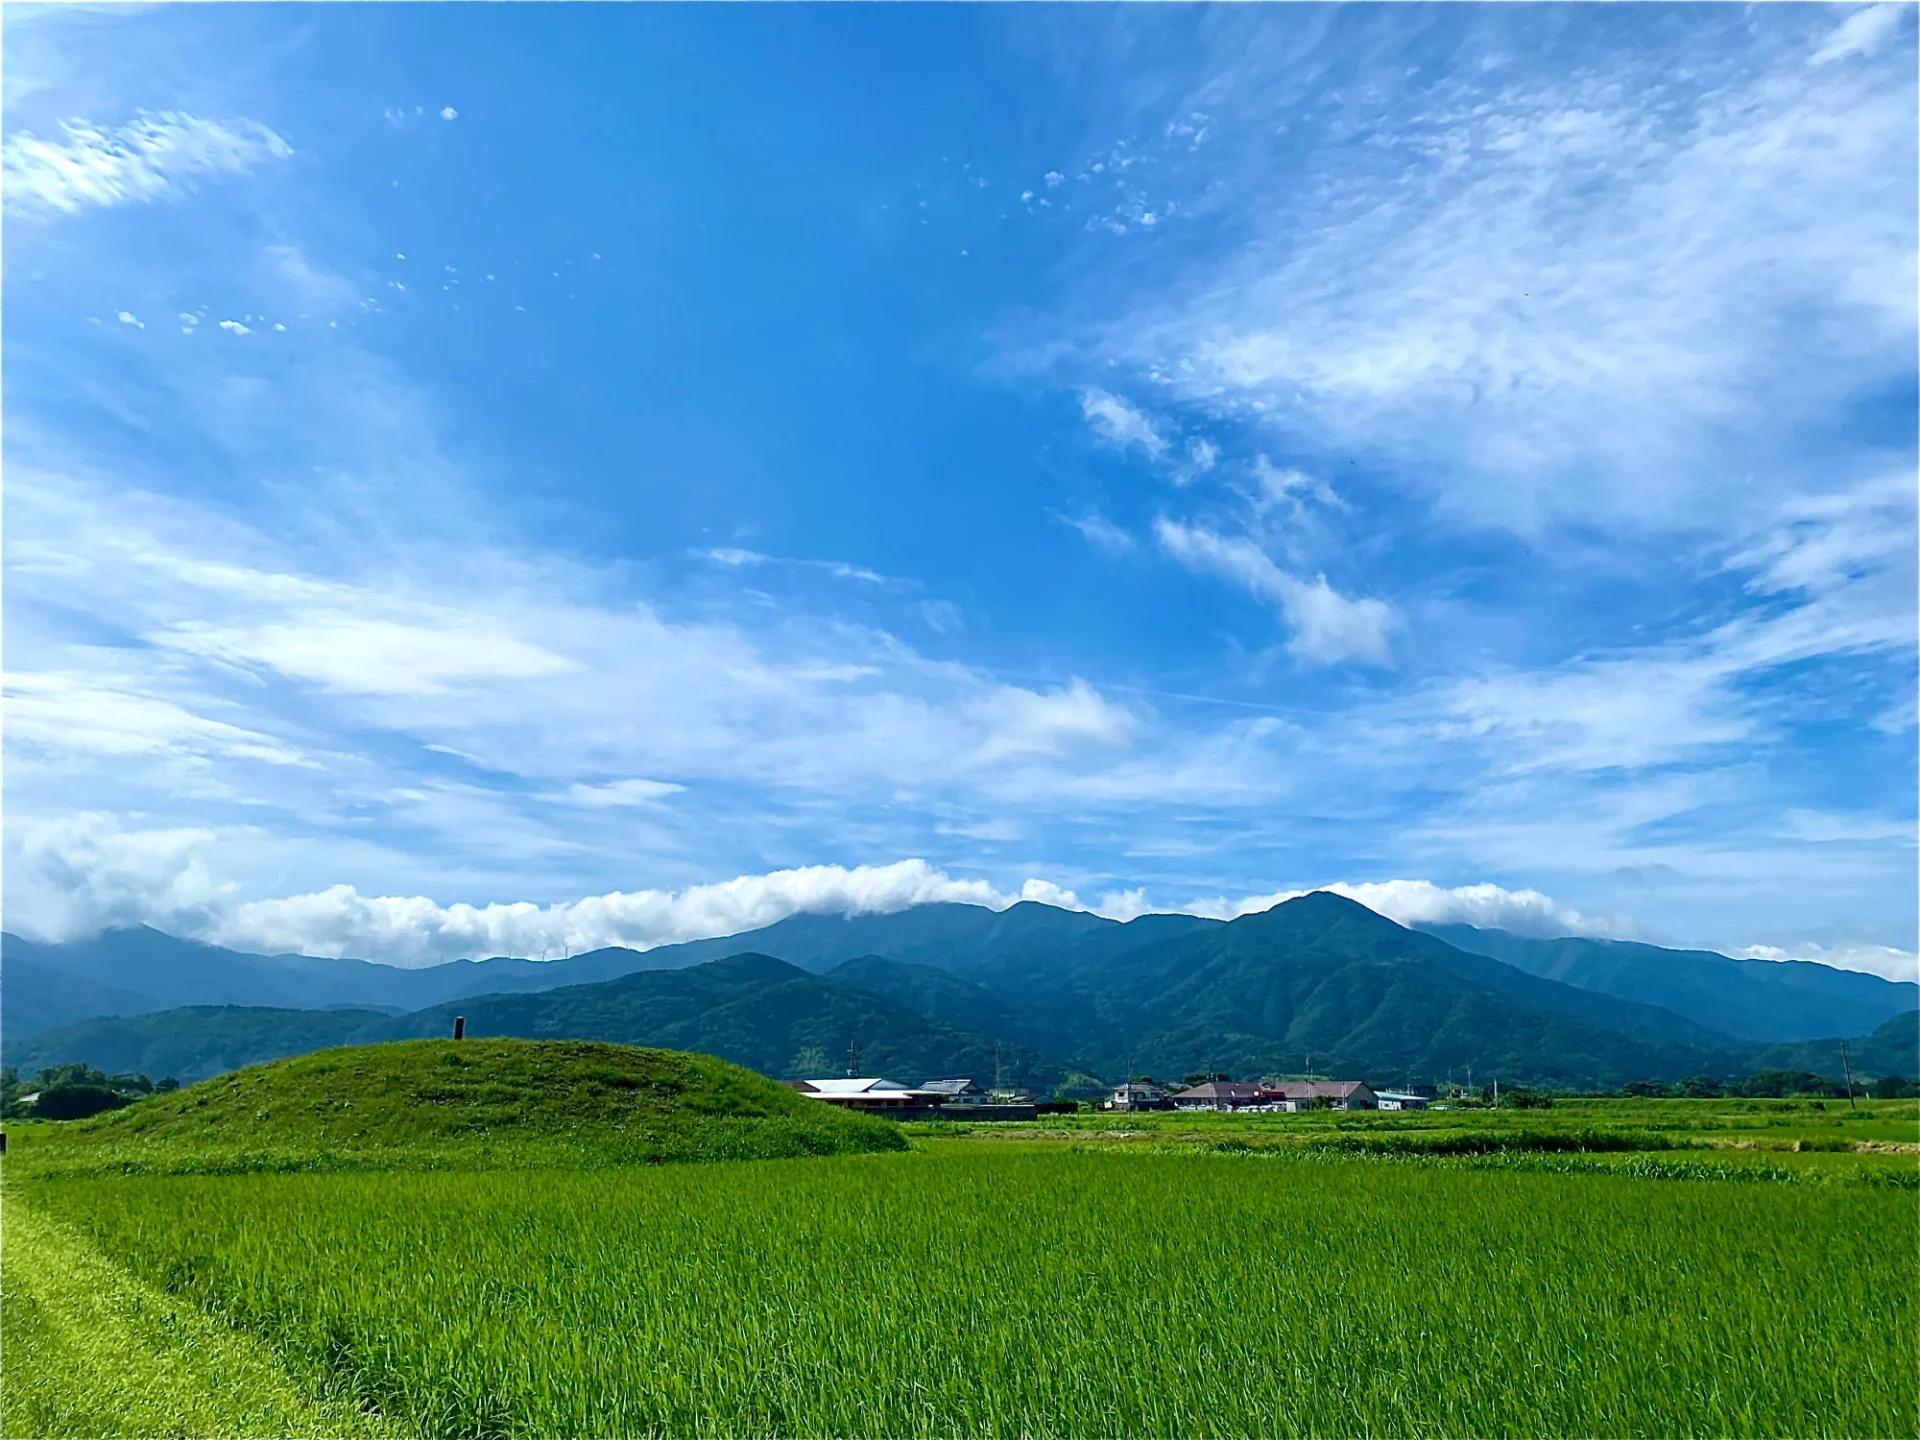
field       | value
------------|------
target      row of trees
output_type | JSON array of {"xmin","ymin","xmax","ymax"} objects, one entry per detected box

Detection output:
[
  {"xmin": 1621, "ymin": 1071, "xmax": 1917, "ymax": 1100},
  {"xmin": 0, "ymin": 1064, "xmax": 181, "ymax": 1121}
]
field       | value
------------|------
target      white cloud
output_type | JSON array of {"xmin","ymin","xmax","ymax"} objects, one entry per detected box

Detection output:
[
  {"xmin": 1739, "ymin": 942, "xmax": 1917, "ymax": 984},
  {"xmin": 1810, "ymin": 5, "xmax": 1907, "ymax": 66},
  {"xmin": 1408, "ymin": 495, "xmax": 1915, "ymax": 774},
  {"xmin": 11, "ymin": 811, "xmax": 1908, "ymax": 981},
  {"xmin": 1079, "ymin": 387, "xmax": 1166, "ymax": 457},
  {"xmin": 213, "ymin": 858, "xmax": 1021, "ymax": 965},
  {"xmin": 697, "ymin": 548, "xmax": 887, "ymax": 584},
  {"xmin": 1054, "ymin": 509, "xmax": 1137, "ymax": 555},
  {"xmin": 152, "ymin": 615, "xmax": 578, "ymax": 697},
  {"xmin": 967, "ymin": 679, "xmax": 1136, "ymax": 764},
  {"xmin": 264, "ymin": 243, "xmax": 359, "ymax": 312},
  {"xmin": 1155, "ymin": 518, "xmax": 1393, "ymax": 665},
  {"xmin": 565, "ymin": 778, "xmax": 687, "ymax": 808},
  {"xmin": 3, "ymin": 111, "xmax": 292, "ymax": 217},
  {"xmin": 2, "ymin": 812, "xmax": 238, "ymax": 944},
  {"xmin": 116, "ymin": 310, "xmax": 143, "ymax": 329},
  {"xmin": 440, "ymin": 106, "xmax": 459, "ymax": 121},
  {"xmin": 1429, "ymin": 655, "xmax": 1754, "ymax": 775},
  {"xmin": 1189, "ymin": 878, "xmax": 1631, "ymax": 940},
  {"xmin": 218, "ymin": 319, "xmax": 251, "ymax": 335},
  {"xmin": 4, "ymin": 672, "xmax": 311, "ymax": 768},
  {"xmin": 1059, "ymin": 30, "xmax": 1916, "ymax": 535},
  {"xmin": 1182, "ymin": 436, "xmax": 1220, "ymax": 479},
  {"xmin": 1726, "ymin": 471, "xmax": 1915, "ymax": 598},
  {"xmin": 4, "ymin": 470, "xmax": 1165, "ymax": 826}
]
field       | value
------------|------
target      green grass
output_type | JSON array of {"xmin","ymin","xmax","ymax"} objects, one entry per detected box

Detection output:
[
  {"xmin": 990, "ymin": 1095, "xmax": 1920, "ymax": 1146},
  {"xmin": 0, "ymin": 1191, "xmax": 393, "ymax": 1439},
  {"xmin": 22, "ymin": 1146, "xmax": 1916, "ymax": 1438},
  {"xmin": 8, "ymin": 1038, "xmax": 906, "ymax": 1177},
  {"xmin": 7, "ymin": 1069, "xmax": 1914, "ymax": 1436}
]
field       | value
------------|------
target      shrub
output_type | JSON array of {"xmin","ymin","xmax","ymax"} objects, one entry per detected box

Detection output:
[{"xmin": 33, "ymin": 1085, "xmax": 134, "ymax": 1121}]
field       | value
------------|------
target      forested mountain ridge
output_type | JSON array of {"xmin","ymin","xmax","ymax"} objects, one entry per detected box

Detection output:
[
  {"xmin": 1423, "ymin": 924, "xmax": 1918, "ymax": 1042},
  {"xmin": 13, "ymin": 896, "xmax": 1913, "ymax": 1091}
]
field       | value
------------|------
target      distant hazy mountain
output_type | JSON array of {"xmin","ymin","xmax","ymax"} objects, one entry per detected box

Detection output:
[
  {"xmin": 6, "ymin": 1005, "xmax": 395, "ymax": 1085},
  {"xmin": 1, "ymin": 928, "xmax": 674, "ymax": 1017},
  {"xmin": 1422, "ymin": 925, "xmax": 1919, "ymax": 1043},
  {"xmin": 3, "ymin": 956, "xmax": 161, "ymax": 1040}
]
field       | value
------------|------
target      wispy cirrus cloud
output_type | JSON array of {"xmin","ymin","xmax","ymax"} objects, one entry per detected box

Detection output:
[
  {"xmin": 697, "ymin": 547, "xmax": 887, "ymax": 584},
  {"xmin": 1052, "ymin": 508, "xmax": 1137, "ymax": 556},
  {"xmin": 1809, "ymin": 4, "xmax": 1909, "ymax": 66},
  {"xmin": 3, "ymin": 110, "xmax": 292, "ymax": 217},
  {"xmin": 1078, "ymin": 386, "xmax": 1166, "ymax": 457},
  {"xmin": 564, "ymin": 778, "xmax": 687, "ymax": 808},
  {"xmin": 1155, "ymin": 518, "xmax": 1393, "ymax": 667},
  {"xmin": 1035, "ymin": 8, "xmax": 1915, "ymax": 536}
]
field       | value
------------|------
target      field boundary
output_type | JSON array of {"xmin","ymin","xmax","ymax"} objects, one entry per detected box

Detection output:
[{"xmin": 0, "ymin": 1191, "xmax": 393, "ymax": 1439}]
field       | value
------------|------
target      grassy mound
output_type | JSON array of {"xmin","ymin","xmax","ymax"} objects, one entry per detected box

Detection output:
[{"xmin": 10, "ymin": 1039, "xmax": 906, "ymax": 1176}]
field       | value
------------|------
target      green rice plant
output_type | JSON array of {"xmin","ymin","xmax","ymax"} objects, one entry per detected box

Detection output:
[
  {"xmin": 0, "ymin": 1193, "xmax": 393, "ymax": 1438},
  {"xmin": 23, "ymin": 1146, "xmax": 1916, "ymax": 1438}
]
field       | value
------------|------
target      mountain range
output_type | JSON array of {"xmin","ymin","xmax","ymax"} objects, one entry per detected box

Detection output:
[{"xmin": 8, "ymin": 894, "xmax": 1914, "ymax": 1091}]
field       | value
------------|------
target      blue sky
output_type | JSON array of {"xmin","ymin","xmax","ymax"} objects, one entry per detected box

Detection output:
[{"xmin": 4, "ymin": 2, "xmax": 1915, "ymax": 975}]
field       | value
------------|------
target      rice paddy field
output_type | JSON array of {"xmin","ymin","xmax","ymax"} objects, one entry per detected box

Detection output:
[{"xmin": 5, "ymin": 1068, "xmax": 1917, "ymax": 1438}]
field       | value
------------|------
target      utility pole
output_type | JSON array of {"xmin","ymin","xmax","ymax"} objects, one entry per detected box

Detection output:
[
  {"xmin": 847, "ymin": 1041, "xmax": 861, "ymax": 1079},
  {"xmin": 1840, "ymin": 1040, "xmax": 1858, "ymax": 1111},
  {"xmin": 1492, "ymin": 1077, "xmax": 1499, "ymax": 1109}
]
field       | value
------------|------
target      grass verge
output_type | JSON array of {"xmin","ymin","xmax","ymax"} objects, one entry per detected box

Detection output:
[{"xmin": 0, "ymin": 1191, "xmax": 391, "ymax": 1439}]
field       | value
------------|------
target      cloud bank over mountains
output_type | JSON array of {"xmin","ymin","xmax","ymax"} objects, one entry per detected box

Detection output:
[
  {"xmin": 0, "ymin": 810, "xmax": 1612, "ymax": 965},
  {"xmin": 9, "ymin": 811, "xmax": 1911, "ymax": 981}
]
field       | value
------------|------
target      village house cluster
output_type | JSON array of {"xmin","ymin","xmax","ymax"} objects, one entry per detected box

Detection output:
[
  {"xmin": 1106, "ymin": 1079, "xmax": 1431, "ymax": 1112},
  {"xmin": 787, "ymin": 1074, "xmax": 1432, "ymax": 1119}
]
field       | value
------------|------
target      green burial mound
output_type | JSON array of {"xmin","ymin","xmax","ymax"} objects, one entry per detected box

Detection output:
[{"xmin": 12, "ymin": 1038, "xmax": 906, "ymax": 1177}]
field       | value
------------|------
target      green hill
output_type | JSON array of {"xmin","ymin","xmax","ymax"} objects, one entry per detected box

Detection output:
[
  {"xmin": 824, "ymin": 954, "xmax": 1032, "ymax": 1042},
  {"xmin": 15, "ymin": 1038, "xmax": 906, "ymax": 1177},
  {"xmin": 1739, "ymin": 1011, "xmax": 1919, "ymax": 1082}
]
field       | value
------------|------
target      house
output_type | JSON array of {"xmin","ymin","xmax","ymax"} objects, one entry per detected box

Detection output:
[
  {"xmin": 790, "ymin": 1077, "xmax": 948, "ymax": 1114},
  {"xmin": 1260, "ymin": 1080, "xmax": 1379, "ymax": 1111},
  {"xmin": 1375, "ymin": 1091, "xmax": 1429, "ymax": 1111},
  {"xmin": 1170, "ymin": 1081, "xmax": 1266, "ymax": 1111},
  {"xmin": 919, "ymin": 1078, "xmax": 988, "ymax": 1101},
  {"xmin": 922, "ymin": 1077, "xmax": 1038, "ymax": 1120},
  {"xmin": 1106, "ymin": 1081, "xmax": 1171, "ymax": 1111}
]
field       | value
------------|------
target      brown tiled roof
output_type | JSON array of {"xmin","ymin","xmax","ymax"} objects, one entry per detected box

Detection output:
[
  {"xmin": 1265, "ymin": 1080, "xmax": 1372, "ymax": 1099},
  {"xmin": 1171, "ymin": 1081, "xmax": 1264, "ymax": 1101}
]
